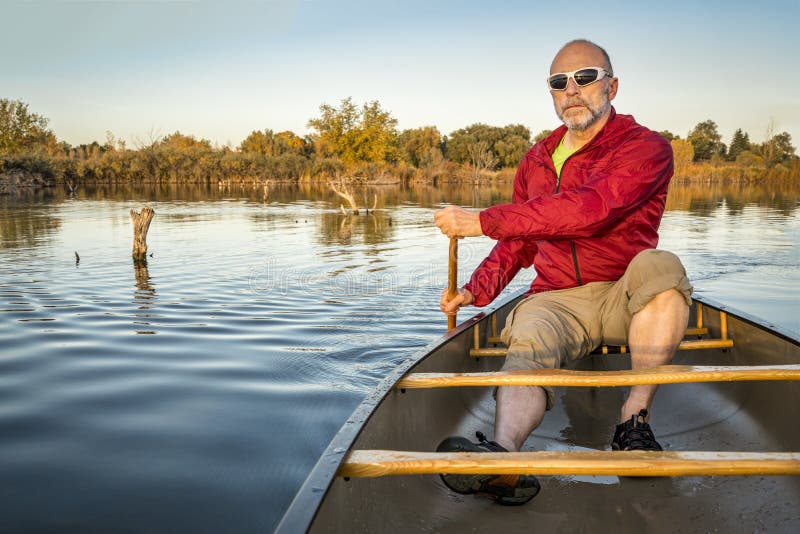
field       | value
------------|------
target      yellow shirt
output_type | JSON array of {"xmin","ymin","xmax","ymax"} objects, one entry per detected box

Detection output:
[{"xmin": 551, "ymin": 136, "xmax": 577, "ymax": 178}]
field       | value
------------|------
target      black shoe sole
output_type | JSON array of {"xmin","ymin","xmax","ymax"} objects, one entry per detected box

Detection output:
[
  {"xmin": 437, "ymin": 436, "xmax": 541, "ymax": 505},
  {"xmin": 437, "ymin": 437, "xmax": 495, "ymax": 494}
]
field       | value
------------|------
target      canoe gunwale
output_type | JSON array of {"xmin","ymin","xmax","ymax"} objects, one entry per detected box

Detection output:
[
  {"xmin": 275, "ymin": 291, "xmax": 800, "ymax": 533},
  {"xmin": 275, "ymin": 290, "xmax": 521, "ymax": 533},
  {"xmin": 693, "ymin": 293, "xmax": 800, "ymax": 346}
]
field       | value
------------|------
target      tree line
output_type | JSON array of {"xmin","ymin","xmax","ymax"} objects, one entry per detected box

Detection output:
[
  {"xmin": 662, "ymin": 120, "xmax": 795, "ymax": 167},
  {"xmin": 0, "ymin": 97, "xmax": 797, "ymax": 187}
]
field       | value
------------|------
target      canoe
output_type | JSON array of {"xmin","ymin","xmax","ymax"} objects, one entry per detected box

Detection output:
[{"xmin": 277, "ymin": 292, "xmax": 800, "ymax": 533}]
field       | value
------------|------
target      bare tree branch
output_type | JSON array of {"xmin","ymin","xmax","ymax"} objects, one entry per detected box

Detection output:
[
  {"xmin": 467, "ymin": 140, "xmax": 497, "ymax": 182},
  {"xmin": 328, "ymin": 173, "xmax": 359, "ymax": 214}
]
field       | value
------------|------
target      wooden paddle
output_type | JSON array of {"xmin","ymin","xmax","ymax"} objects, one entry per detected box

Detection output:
[{"xmin": 447, "ymin": 237, "xmax": 458, "ymax": 330}]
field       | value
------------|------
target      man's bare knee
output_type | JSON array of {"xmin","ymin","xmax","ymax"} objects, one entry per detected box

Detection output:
[
  {"xmin": 640, "ymin": 288, "xmax": 690, "ymax": 315},
  {"xmin": 630, "ymin": 288, "xmax": 689, "ymax": 358}
]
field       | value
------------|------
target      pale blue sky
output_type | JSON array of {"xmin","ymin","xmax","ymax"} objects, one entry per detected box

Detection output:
[{"xmin": 2, "ymin": 0, "xmax": 798, "ymax": 148}]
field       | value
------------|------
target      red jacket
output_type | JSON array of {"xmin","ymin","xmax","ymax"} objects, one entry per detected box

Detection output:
[{"xmin": 464, "ymin": 107, "xmax": 673, "ymax": 306}]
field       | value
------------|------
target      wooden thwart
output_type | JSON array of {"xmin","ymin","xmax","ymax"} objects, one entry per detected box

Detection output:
[
  {"xmin": 339, "ymin": 450, "xmax": 800, "ymax": 478},
  {"xmin": 395, "ymin": 364, "xmax": 800, "ymax": 389},
  {"xmin": 685, "ymin": 326, "xmax": 710, "ymax": 336},
  {"xmin": 471, "ymin": 338, "xmax": 734, "ymax": 357},
  {"xmin": 485, "ymin": 327, "xmax": 709, "ymax": 345}
]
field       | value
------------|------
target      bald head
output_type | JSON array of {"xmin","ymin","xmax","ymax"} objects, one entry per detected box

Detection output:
[
  {"xmin": 551, "ymin": 39, "xmax": 613, "ymax": 75},
  {"xmin": 547, "ymin": 39, "xmax": 618, "ymax": 136}
]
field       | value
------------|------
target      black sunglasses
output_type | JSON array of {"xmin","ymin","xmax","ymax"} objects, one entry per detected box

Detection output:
[{"xmin": 547, "ymin": 67, "xmax": 612, "ymax": 91}]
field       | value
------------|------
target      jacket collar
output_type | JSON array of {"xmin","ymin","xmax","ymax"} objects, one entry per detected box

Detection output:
[{"xmin": 539, "ymin": 106, "xmax": 620, "ymax": 156}]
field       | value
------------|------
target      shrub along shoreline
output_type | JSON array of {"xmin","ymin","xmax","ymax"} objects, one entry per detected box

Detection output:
[{"xmin": 1, "ymin": 97, "xmax": 797, "ymax": 195}]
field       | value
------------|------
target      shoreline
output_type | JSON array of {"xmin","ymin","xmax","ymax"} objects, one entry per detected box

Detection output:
[
  {"xmin": 2, "ymin": 166, "xmax": 798, "ymax": 196},
  {"xmin": 0, "ymin": 169, "xmax": 55, "ymax": 195}
]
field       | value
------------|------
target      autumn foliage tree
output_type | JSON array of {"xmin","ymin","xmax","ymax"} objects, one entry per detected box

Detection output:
[
  {"xmin": 239, "ymin": 129, "xmax": 307, "ymax": 156},
  {"xmin": 0, "ymin": 98, "xmax": 57, "ymax": 154},
  {"xmin": 0, "ymin": 99, "xmax": 62, "ymax": 181},
  {"xmin": 307, "ymin": 97, "xmax": 398, "ymax": 165}
]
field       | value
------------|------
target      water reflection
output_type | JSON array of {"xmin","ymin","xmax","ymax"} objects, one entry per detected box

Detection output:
[
  {"xmin": 132, "ymin": 260, "xmax": 157, "ymax": 334},
  {"xmin": 317, "ymin": 211, "xmax": 394, "ymax": 247},
  {"xmin": 3, "ymin": 180, "xmax": 798, "ymax": 223},
  {"xmin": 0, "ymin": 198, "xmax": 61, "ymax": 249},
  {"xmin": 666, "ymin": 180, "xmax": 800, "ymax": 216},
  {"xmin": 133, "ymin": 261, "xmax": 155, "ymax": 300}
]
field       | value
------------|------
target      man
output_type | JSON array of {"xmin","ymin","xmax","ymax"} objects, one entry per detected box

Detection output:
[{"xmin": 433, "ymin": 39, "xmax": 692, "ymax": 505}]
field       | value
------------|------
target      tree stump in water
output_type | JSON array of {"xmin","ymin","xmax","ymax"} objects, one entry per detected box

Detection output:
[{"xmin": 130, "ymin": 207, "xmax": 155, "ymax": 263}]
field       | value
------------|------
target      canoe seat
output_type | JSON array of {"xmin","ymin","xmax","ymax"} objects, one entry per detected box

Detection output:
[
  {"xmin": 396, "ymin": 364, "xmax": 800, "ymax": 389},
  {"xmin": 471, "ymin": 338, "xmax": 734, "ymax": 358},
  {"xmin": 485, "ymin": 326, "xmax": 710, "ymax": 343},
  {"xmin": 338, "ymin": 450, "xmax": 800, "ymax": 478},
  {"xmin": 474, "ymin": 303, "xmax": 731, "ymax": 358}
]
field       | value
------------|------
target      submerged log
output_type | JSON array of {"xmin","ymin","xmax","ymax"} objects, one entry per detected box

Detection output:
[{"xmin": 130, "ymin": 207, "xmax": 155, "ymax": 262}]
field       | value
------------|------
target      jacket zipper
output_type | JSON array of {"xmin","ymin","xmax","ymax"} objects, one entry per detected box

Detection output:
[
  {"xmin": 570, "ymin": 241, "xmax": 583, "ymax": 285},
  {"xmin": 554, "ymin": 157, "xmax": 583, "ymax": 286},
  {"xmin": 554, "ymin": 166, "xmax": 562, "ymax": 193}
]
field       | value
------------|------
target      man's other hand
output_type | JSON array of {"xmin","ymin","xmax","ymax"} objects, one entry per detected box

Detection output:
[
  {"xmin": 434, "ymin": 206, "xmax": 483, "ymax": 238},
  {"xmin": 440, "ymin": 287, "xmax": 475, "ymax": 315}
]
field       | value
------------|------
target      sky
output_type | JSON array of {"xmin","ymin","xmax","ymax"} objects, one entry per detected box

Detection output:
[{"xmin": 2, "ymin": 0, "xmax": 799, "ymax": 148}]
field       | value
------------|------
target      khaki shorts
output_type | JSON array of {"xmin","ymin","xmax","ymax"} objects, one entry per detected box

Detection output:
[{"xmin": 499, "ymin": 249, "xmax": 693, "ymax": 410}]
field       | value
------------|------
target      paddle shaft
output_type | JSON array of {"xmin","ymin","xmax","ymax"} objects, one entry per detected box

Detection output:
[{"xmin": 447, "ymin": 237, "xmax": 458, "ymax": 330}]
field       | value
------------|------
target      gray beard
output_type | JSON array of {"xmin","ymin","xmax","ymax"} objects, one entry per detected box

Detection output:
[{"xmin": 558, "ymin": 91, "xmax": 611, "ymax": 132}]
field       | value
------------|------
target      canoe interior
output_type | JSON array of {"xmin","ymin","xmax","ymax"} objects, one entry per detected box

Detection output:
[{"xmin": 287, "ymin": 295, "xmax": 800, "ymax": 533}]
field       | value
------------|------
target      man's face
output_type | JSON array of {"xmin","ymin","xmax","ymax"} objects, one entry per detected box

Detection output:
[{"xmin": 549, "ymin": 44, "xmax": 618, "ymax": 132}]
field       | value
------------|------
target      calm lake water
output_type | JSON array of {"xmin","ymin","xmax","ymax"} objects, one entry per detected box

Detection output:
[{"xmin": 1, "ymin": 181, "xmax": 798, "ymax": 532}]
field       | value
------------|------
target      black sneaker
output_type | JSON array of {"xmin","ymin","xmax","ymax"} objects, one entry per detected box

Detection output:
[
  {"xmin": 611, "ymin": 409, "xmax": 663, "ymax": 451},
  {"xmin": 436, "ymin": 431, "xmax": 541, "ymax": 506}
]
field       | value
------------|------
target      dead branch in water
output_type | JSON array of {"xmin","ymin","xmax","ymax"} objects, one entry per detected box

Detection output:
[
  {"xmin": 130, "ymin": 207, "xmax": 155, "ymax": 263},
  {"xmin": 328, "ymin": 174, "xmax": 359, "ymax": 215}
]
